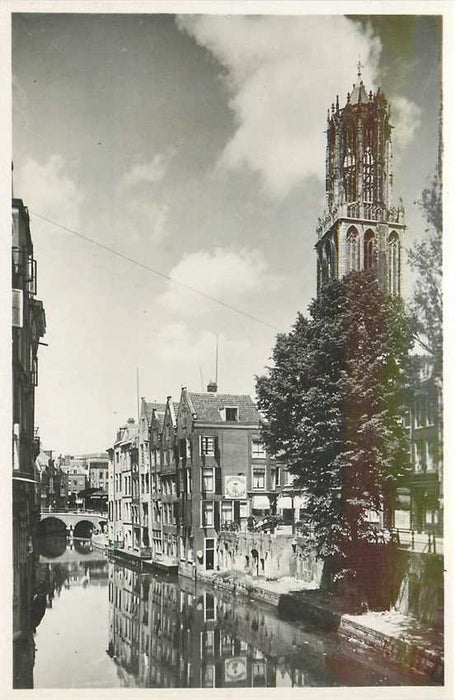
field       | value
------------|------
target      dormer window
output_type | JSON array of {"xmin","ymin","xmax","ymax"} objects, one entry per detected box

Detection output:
[{"xmin": 223, "ymin": 407, "xmax": 238, "ymax": 422}]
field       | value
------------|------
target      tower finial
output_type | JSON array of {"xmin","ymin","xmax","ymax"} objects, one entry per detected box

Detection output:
[{"xmin": 357, "ymin": 58, "xmax": 363, "ymax": 80}]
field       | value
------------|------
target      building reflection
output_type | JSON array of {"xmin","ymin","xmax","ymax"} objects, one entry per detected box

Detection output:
[{"xmin": 107, "ymin": 562, "xmax": 307, "ymax": 688}]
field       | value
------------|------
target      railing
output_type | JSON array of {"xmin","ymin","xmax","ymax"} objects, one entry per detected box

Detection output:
[
  {"xmin": 390, "ymin": 528, "xmax": 442, "ymax": 555},
  {"xmin": 316, "ymin": 201, "xmax": 405, "ymax": 238}
]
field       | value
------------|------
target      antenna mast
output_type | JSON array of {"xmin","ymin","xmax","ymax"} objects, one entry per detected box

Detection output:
[
  {"xmin": 215, "ymin": 334, "xmax": 219, "ymax": 388},
  {"xmin": 136, "ymin": 367, "xmax": 140, "ymax": 424},
  {"xmin": 199, "ymin": 366, "xmax": 204, "ymax": 392}
]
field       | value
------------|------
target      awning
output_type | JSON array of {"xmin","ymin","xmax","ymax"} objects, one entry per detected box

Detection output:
[
  {"xmin": 252, "ymin": 496, "xmax": 270, "ymax": 510},
  {"xmin": 294, "ymin": 494, "xmax": 309, "ymax": 508},
  {"xmin": 277, "ymin": 496, "xmax": 293, "ymax": 509}
]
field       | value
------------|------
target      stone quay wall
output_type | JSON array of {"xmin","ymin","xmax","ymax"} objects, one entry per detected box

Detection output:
[{"xmin": 216, "ymin": 531, "xmax": 323, "ymax": 586}]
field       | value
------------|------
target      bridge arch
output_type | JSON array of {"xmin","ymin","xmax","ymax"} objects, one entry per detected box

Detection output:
[
  {"xmin": 37, "ymin": 516, "xmax": 67, "ymax": 537},
  {"xmin": 73, "ymin": 520, "xmax": 95, "ymax": 539}
]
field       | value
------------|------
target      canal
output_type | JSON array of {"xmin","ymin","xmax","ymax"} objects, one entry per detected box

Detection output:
[{"xmin": 29, "ymin": 536, "xmax": 431, "ymax": 688}]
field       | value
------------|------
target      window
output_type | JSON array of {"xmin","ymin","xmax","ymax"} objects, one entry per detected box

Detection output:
[
  {"xmin": 414, "ymin": 442, "xmax": 426, "ymax": 472},
  {"xmin": 364, "ymin": 230, "xmax": 376, "ymax": 270},
  {"xmin": 221, "ymin": 500, "xmax": 233, "ymax": 525},
  {"xmin": 271, "ymin": 468, "xmax": 277, "ymax": 490},
  {"xmin": 204, "ymin": 538, "xmax": 215, "ymax": 570},
  {"xmin": 225, "ymin": 407, "xmax": 238, "ymax": 422},
  {"xmin": 363, "ymin": 145, "xmax": 375, "ymax": 202},
  {"xmin": 252, "ymin": 440, "xmax": 266, "ymax": 459},
  {"xmin": 388, "ymin": 232, "xmax": 400, "ymax": 296},
  {"xmin": 200, "ymin": 436, "xmax": 216, "ymax": 457},
  {"xmin": 202, "ymin": 502, "xmax": 214, "ymax": 527},
  {"xmin": 239, "ymin": 501, "xmax": 249, "ymax": 519},
  {"xmin": 346, "ymin": 227, "xmax": 360, "ymax": 272},
  {"xmin": 204, "ymin": 592, "xmax": 215, "ymax": 621},
  {"xmin": 202, "ymin": 467, "xmax": 214, "ymax": 492},
  {"xmin": 252, "ymin": 468, "xmax": 266, "ymax": 490},
  {"xmin": 202, "ymin": 665, "xmax": 215, "ymax": 687}
]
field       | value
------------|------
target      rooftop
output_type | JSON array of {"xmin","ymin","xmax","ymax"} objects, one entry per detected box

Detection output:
[{"xmin": 186, "ymin": 391, "xmax": 260, "ymax": 424}]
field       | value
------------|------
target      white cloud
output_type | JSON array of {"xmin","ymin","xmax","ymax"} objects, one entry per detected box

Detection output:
[
  {"xmin": 121, "ymin": 151, "xmax": 173, "ymax": 189},
  {"xmin": 154, "ymin": 322, "xmax": 250, "ymax": 380},
  {"xmin": 15, "ymin": 154, "xmax": 83, "ymax": 229},
  {"xmin": 159, "ymin": 247, "xmax": 271, "ymax": 315},
  {"xmin": 127, "ymin": 198, "xmax": 170, "ymax": 245},
  {"xmin": 177, "ymin": 15, "xmax": 382, "ymax": 199},
  {"xmin": 389, "ymin": 95, "xmax": 422, "ymax": 155}
]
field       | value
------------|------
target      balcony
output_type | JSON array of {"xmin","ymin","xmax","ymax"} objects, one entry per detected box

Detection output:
[{"xmin": 316, "ymin": 201, "xmax": 405, "ymax": 238}]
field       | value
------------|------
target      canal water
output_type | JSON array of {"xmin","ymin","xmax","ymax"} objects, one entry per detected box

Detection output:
[{"xmin": 31, "ymin": 536, "xmax": 430, "ymax": 688}]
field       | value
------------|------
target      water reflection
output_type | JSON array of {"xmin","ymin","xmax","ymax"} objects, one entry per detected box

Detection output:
[
  {"xmin": 31, "ymin": 539, "xmax": 428, "ymax": 688},
  {"xmin": 107, "ymin": 561, "xmax": 421, "ymax": 688}
]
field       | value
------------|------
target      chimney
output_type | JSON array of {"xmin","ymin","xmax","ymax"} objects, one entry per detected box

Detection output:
[{"xmin": 207, "ymin": 380, "xmax": 218, "ymax": 393}]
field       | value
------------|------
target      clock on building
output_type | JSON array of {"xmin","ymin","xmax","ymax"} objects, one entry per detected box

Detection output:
[{"xmin": 224, "ymin": 475, "xmax": 247, "ymax": 499}]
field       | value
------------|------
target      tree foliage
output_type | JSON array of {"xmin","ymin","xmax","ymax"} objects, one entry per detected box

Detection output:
[
  {"xmin": 256, "ymin": 272, "xmax": 413, "ymax": 565},
  {"xmin": 408, "ymin": 170, "xmax": 442, "ymax": 375}
]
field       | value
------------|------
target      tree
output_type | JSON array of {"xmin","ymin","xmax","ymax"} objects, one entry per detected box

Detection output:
[
  {"xmin": 408, "ymin": 170, "xmax": 442, "ymax": 375},
  {"xmin": 256, "ymin": 272, "xmax": 413, "ymax": 575}
]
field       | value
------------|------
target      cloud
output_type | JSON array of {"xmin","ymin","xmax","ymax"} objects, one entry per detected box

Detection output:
[
  {"xmin": 389, "ymin": 95, "xmax": 422, "ymax": 155},
  {"xmin": 177, "ymin": 15, "xmax": 382, "ymax": 199},
  {"xmin": 127, "ymin": 198, "xmax": 170, "ymax": 245},
  {"xmin": 154, "ymin": 322, "xmax": 251, "ymax": 383},
  {"xmin": 15, "ymin": 154, "xmax": 83, "ymax": 229},
  {"xmin": 121, "ymin": 151, "xmax": 174, "ymax": 189},
  {"xmin": 159, "ymin": 247, "xmax": 271, "ymax": 315}
]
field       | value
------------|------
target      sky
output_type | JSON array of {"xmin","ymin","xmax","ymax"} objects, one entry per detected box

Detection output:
[{"xmin": 11, "ymin": 12, "xmax": 442, "ymax": 455}]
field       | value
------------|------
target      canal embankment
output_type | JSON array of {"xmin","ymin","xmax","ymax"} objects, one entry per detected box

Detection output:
[{"xmin": 196, "ymin": 568, "xmax": 444, "ymax": 683}]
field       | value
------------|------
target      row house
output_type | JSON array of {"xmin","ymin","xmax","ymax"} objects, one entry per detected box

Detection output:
[
  {"xmin": 176, "ymin": 384, "xmax": 276, "ymax": 577},
  {"xmin": 108, "ymin": 383, "xmax": 278, "ymax": 576},
  {"xmin": 108, "ymin": 418, "xmax": 138, "ymax": 552}
]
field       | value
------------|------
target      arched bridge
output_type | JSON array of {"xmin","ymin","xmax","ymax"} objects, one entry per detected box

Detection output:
[{"xmin": 38, "ymin": 511, "xmax": 107, "ymax": 538}]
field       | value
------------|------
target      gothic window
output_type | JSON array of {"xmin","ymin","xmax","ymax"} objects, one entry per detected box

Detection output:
[
  {"xmin": 343, "ymin": 145, "xmax": 356, "ymax": 202},
  {"xmin": 363, "ymin": 145, "xmax": 374, "ymax": 203},
  {"xmin": 364, "ymin": 230, "xmax": 376, "ymax": 270},
  {"xmin": 325, "ymin": 240, "xmax": 334, "ymax": 279},
  {"xmin": 346, "ymin": 227, "xmax": 360, "ymax": 272},
  {"xmin": 388, "ymin": 232, "xmax": 400, "ymax": 295}
]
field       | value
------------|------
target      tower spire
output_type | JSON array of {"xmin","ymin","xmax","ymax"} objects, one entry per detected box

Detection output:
[{"xmin": 357, "ymin": 58, "xmax": 363, "ymax": 80}]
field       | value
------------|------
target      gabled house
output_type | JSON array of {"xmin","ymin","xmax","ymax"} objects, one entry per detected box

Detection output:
[{"xmin": 175, "ymin": 384, "xmax": 276, "ymax": 577}]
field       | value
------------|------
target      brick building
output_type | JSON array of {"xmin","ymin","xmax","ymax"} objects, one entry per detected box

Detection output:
[
  {"xmin": 12, "ymin": 196, "xmax": 46, "ymax": 687},
  {"xmin": 175, "ymin": 384, "xmax": 276, "ymax": 577}
]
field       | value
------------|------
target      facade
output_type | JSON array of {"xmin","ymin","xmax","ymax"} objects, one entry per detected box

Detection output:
[
  {"xmin": 37, "ymin": 451, "xmax": 68, "ymax": 512},
  {"xmin": 107, "ymin": 386, "xmax": 277, "ymax": 576},
  {"xmin": 108, "ymin": 418, "xmax": 138, "ymax": 552},
  {"xmin": 12, "ymin": 197, "xmax": 46, "ymax": 687},
  {"xmin": 60, "ymin": 458, "xmax": 88, "ymax": 507},
  {"xmin": 395, "ymin": 357, "xmax": 443, "ymax": 535},
  {"xmin": 176, "ymin": 384, "xmax": 276, "ymax": 578},
  {"xmin": 316, "ymin": 66, "xmax": 405, "ymax": 296},
  {"xmin": 149, "ymin": 403, "xmax": 167, "ymax": 562},
  {"xmin": 87, "ymin": 454, "xmax": 109, "ymax": 493}
]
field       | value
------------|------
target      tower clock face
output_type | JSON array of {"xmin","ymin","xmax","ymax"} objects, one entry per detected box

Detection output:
[{"xmin": 224, "ymin": 475, "xmax": 247, "ymax": 499}]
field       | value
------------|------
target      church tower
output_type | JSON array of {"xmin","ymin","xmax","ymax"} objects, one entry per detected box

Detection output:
[{"xmin": 316, "ymin": 63, "xmax": 405, "ymax": 295}]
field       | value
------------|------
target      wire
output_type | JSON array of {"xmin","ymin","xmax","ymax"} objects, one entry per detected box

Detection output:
[{"xmin": 29, "ymin": 210, "xmax": 280, "ymax": 332}]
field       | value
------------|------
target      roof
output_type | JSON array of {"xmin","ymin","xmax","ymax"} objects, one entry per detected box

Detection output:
[
  {"xmin": 348, "ymin": 79, "xmax": 369, "ymax": 105},
  {"xmin": 186, "ymin": 391, "xmax": 260, "ymax": 424},
  {"xmin": 142, "ymin": 401, "xmax": 166, "ymax": 425}
]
